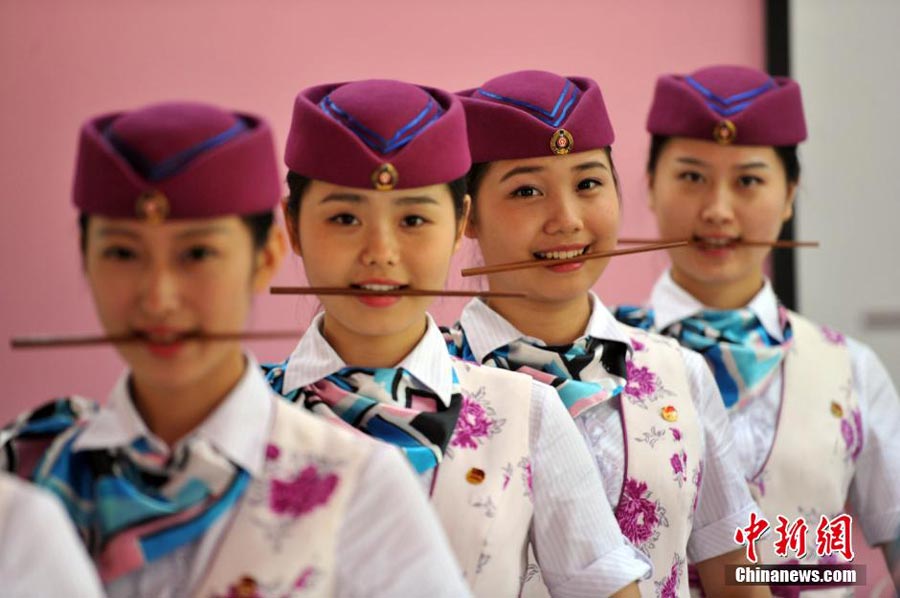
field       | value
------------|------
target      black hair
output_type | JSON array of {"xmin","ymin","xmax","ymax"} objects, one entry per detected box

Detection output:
[
  {"xmin": 465, "ymin": 146, "xmax": 621, "ymax": 203},
  {"xmin": 284, "ymin": 171, "xmax": 469, "ymax": 224},
  {"xmin": 646, "ymin": 134, "xmax": 801, "ymax": 183},
  {"xmin": 78, "ymin": 211, "xmax": 275, "ymax": 255}
]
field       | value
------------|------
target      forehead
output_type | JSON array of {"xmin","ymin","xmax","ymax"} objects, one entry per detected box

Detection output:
[
  {"xmin": 488, "ymin": 148, "xmax": 610, "ymax": 177},
  {"xmin": 304, "ymin": 179, "xmax": 453, "ymax": 204},
  {"xmin": 660, "ymin": 137, "xmax": 780, "ymax": 167}
]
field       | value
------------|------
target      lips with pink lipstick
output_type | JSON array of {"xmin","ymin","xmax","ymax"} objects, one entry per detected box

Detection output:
[
  {"xmin": 134, "ymin": 326, "xmax": 195, "ymax": 358},
  {"xmin": 532, "ymin": 244, "xmax": 592, "ymax": 273},
  {"xmin": 349, "ymin": 278, "xmax": 409, "ymax": 307}
]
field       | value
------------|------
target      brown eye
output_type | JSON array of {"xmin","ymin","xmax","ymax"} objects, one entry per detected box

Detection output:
[
  {"xmin": 329, "ymin": 213, "xmax": 359, "ymax": 226},
  {"xmin": 101, "ymin": 246, "xmax": 137, "ymax": 261},
  {"xmin": 511, "ymin": 185, "xmax": 541, "ymax": 198},
  {"xmin": 577, "ymin": 178, "xmax": 602, "ymax": 191}
]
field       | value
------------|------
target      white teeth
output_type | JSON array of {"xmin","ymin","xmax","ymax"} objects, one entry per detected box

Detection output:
[
  {"xmin": 535, "ymin": 247, "xmax": 587, "ymax": 260},
  {"xmin": 700, "ymin": 237, "xmax": 734, "ymax": 247},
  {"xmin": 359, "ymin": 284, "xmax": 401, "ymax": 291}
]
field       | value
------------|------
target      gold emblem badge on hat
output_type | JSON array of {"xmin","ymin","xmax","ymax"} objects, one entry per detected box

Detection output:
[
  {"xmin": 713, "ymin": 120, "xmax": 737, "ymax": 145},
  {"xmin": 550, "ymin": 129, "xmax": 574, "ymax": 155},
  {"xmin": 372, "ymin": 163, "xmax": 399, "ymax": 191},
  {"xmin": 135, "ymin": 190, "xmax": 170, "ymax": 224}
]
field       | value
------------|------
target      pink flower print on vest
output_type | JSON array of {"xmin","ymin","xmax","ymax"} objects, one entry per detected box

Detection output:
[
  {"xmin": 519, "ymin": 457, "xmax": 533, "ymax": 498},
  {"xmin": 671, "ymin": 427, "xmax": 682, "ymax": 441},
  {"xmin": 450, "ymin": 389, "xmax": 504, "ymax": 451},
  {"xmin": 654, "ymin": 554, "xmax": 685, "ymax": 598},
  {"xmin": 821, "ymin": 325, "xmax": 846, "ymax": 345},
  {"xmin": 501, "ymin": 462, "xmax": 513, "ymax": 491},
  {"xmin": 631, "ymin": 338, "xmax": 646, "ymax": 352},
  {"xmin": 270, "ymin": 465, "xmax": 339, "ymax": 518},
  {"xmin": 670, "ymin": 450, "xmax": 688, "ymax": 486},
  {"xmin": 692, "ymin": 461, "xmax": 704, "ymax": 513},
  {"xmin": 840, "ymin": 407, "xmax": 864, "ymax": 462},
  {"xmin": 623, "ymin": 360, "xmax": 673, "ymax": 407},
  {"xmin": 265, "ymin": 443, "xmax": 281, "ymax": 461},
  {"xmin": 615, "ymin": 478, "xmax": 668, "ymax": 549}
]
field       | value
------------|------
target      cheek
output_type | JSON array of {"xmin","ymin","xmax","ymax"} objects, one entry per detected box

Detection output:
[{"xmin": 475, "ymin": 201, "xmax": 539, "ymax": 257}]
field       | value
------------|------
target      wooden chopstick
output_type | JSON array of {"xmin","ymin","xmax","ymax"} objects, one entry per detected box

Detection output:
[
  {"xmin": 460, "ymin": 241, "xmax": 689, "ymax": 277},
  {"xmin": 616, "ymin": 238, "xmax": 819, "ymax": 248},
  {"xmin": 10, "ymin": 330, "xmax": 300, "ymax": 350},
  {"xmin": 269, "ymin": 287, "xmax": 525, "ymax": 298}
]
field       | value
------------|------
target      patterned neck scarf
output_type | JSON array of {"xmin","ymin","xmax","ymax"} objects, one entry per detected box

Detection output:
[
  {"xmin": 616, "ymin": 305, "xmax": 793, "ymax": 410},
  {"xmin": 264, "ymin": 363, "xmax": 462, "ymax": 474},
  {"xmin": 444, "ymin": 326, "xmax": 628, "ymax": 418},
  {"xmin": 1, "ymin": 398, "xmax": 250, "ymax": 583}
]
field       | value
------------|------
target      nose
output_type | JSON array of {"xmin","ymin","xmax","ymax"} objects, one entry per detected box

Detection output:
[
  {"xmin": 700, "ymin": 183, "xmax": 736, "ymax": 226},
  {"xmin": 139, "ymin": 262, "xmax": 180, "ymax": 318},
  {"xmin": 359, "ymin": 223, "xmax": 399, "ymax": 267},
  {"xmin": 543, "ymin": 192, "xmax": 584, "ymax": 236}
]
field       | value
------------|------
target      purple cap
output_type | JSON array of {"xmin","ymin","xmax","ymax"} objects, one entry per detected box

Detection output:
[
  {"xmin": 73, "ymin": 101, "xmax": 282, "ymax": 222},
  {"xmin": 646, "ymin": 65, "xmax": 807, "ymax": 145},
  {"xmin": 284, "ymin": 80, "xmax": 470, "ymax": 191},
  {"xmin": 458, "ymin": 70, "xmax": 615, "ymax": 163}
]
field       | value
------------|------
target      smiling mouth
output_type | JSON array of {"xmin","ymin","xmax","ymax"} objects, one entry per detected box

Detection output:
[
  {"xmin": 350, "ymin": 283, "xmax": 409, "ymax": 292},
  {"xmin": 693, "ymin": 235, "xmax": 740, "ymax": 249},
  {"xmin": 532, "ymin": 246, "xmax": 590, "ymax": 261},
  {"xmin": 134, "ymin": 330, "xmax": 194, "ymax": 344}
]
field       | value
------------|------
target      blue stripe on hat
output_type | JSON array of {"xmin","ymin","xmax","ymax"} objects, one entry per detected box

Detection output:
[
  {"xmin": 319, "ymin": 95, "xmax": 444, "ymax": 154},
  {"xmin": 684, "ymin": 76, "xmax": 776, "ymax": 117},
  {"xmin": 105, "ymin": 120, "xmax": 248, "ymax": 182},
  {"xmin": 476, "ymin": 80, "xmax": 580, "ymax": 127}
]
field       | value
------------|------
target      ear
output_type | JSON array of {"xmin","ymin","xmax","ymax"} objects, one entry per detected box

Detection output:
[
  {"xmin": 281, "ymin": 197, "xmax": 302, "ymax": 256},
  {"xmin": 252, "ymin": 223, "xmax": 288, "ymax": 293},
  {"xmin": 463, "ymin": 193, "xmax": 480, "ymax": 240},
  {"xmin": 782, "ymin": 181, "xmax": 798, "ymax": 222},
  {"xmin": 454, "ymin": 195, "xmax": 472, "ymax": 252}
]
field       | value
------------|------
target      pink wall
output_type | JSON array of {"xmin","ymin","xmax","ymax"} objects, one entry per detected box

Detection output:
[{"xmin": 0, "ymin": 0, "xmax": 763, "ymax": 416}]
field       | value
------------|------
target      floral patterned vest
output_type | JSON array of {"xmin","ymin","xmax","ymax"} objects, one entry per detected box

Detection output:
[
  {"xmin": 520, "ymin": 325, "xmax": 700, "ymax": 598},
  {"xmin": 748, "ymin": 312, "xmax": 859, "ymax": 597},
  {"xmin": 430, "ymin": 359, "xmax": 534, "ymax": 597},
  {"xmin": 615, "ymin": 324, "xmax": 701, "ymax": 597},
  {"xmin": 193, "ymin": 398, "xmax": 368, "ymax": 598}
]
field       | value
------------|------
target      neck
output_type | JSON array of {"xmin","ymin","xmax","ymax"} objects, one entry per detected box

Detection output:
[
  {"xmin": 670, "ymin": 268, "xmax": 765, "ymax": 310},
  {"xmin": 131, "ymin": 350, "xmax": 247, "ymax": 447},
  {"xmin": 486, "ymin": 294, "xmax": 592, "ymax": 345},
  {"xmin": 321, "ymin": 314, "xmax": 429, "ymax": 368}
]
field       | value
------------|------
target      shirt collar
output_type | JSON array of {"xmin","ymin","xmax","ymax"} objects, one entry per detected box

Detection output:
[
  {"xmin": 649, "ymin": 270, "xmax": 785, "ymax": 342},
  {"xmin": 282, "ymin": 312, "xmax": 455, "ymax": 408},
  {"xmin": 73, "ymin": 353, "xmax": 274, "ymax": 476},
  {"xmin": 458, "ymin": 292, "xmax": 633, "ymax": 363}
]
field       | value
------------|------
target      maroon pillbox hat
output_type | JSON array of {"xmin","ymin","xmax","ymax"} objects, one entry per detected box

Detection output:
[
  {"xmin": 646, "ymin": 65, "xmax": 807, "ymax": 145},
  {"xmin": 458, "ymin": 70, "xmax": 615, "ymax": 163},
  {"xmin": 73, "ymin": 101, "xmax": 281, "ymax": 222},
  {"xmin": 284, "ymin": 79, "xmax": 471, "ymax": 191}
]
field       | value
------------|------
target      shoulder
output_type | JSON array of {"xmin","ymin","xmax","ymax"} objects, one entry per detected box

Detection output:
[{"xmin": 270, "ymin": 398, "xmax": 378, "ymax": 459}]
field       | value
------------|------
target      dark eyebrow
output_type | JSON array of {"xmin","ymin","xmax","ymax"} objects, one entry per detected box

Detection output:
[
  {"xmin": 573, "ymin": 161, "xmax": 609, "ymax": 172},
  {"xmin": 394, "ymin": 195, "xmax": 439, "ymax": 206},
  {"xmin": 320, "ymin": 192, "xmax": 364, "ymax": 204},
  {"xmin": 175, "ymin": 225, "xmax": 230, "ymax": 240},
  {"xmin": 500, "ymin": 165, "xmax": 544, "ymax": 182},
  {"xmin": 96, "ymin": 226, "xmax": 141, "ymax": 239},
  {"xmin": 675, "ymin": 157, "xmax": 710, "ymax": 167},
  {"xmin": 736, "ymin": 161, "xmax": 770, "ymax": 170}
]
